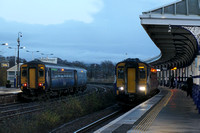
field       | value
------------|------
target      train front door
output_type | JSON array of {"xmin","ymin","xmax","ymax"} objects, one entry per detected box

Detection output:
[
  {"xmin": 74, "ymin": 70, "xmax": 77, "ymax": 87},
  {"xmin": 127, "ymin": 68, "xmax": 136, "ymax": 93},
  {"xmin": 29, "ymin": 68, "xmax": 36, "ymax": 88}
]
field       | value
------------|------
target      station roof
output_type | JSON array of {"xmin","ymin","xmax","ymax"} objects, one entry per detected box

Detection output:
[
  {"xmin": 140, "ymin": 0, "xmax": 200, "ymax": 69},
  {"xmin": 7, "ymin": 63, "xmax": 23, "ymax": 72}
]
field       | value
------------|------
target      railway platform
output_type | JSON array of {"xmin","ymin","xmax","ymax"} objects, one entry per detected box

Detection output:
[
  {"xmin": 0, "ymin": 87, "xmax": 21, "ymax": 95},
  {"xmin": 95, "ymin": 87, "xmax": 200, "ymax": 133}
]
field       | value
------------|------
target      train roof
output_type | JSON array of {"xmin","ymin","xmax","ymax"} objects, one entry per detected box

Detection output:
[
  {"xmin": 21, "ymin": 60, "xmax": 87, "ymax": 71},
  {"xmin": 116, "ymin": 58, "xmax": 151, "ymax": 67}
]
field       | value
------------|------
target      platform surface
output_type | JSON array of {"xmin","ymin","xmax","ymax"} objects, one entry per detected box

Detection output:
[
  {"xmin": 94, "ymin": 88, "xmax": 167, "ymax": 133},
  {"xmin": 0, "ymin": 87, "xmax": 21, "ymax": 95},
  {"xmin": 95, "ymin": 88, "xmax": 200, "ymax": 133},
  {"xmin": 146, "ymin": 89, "xmax": 200, "ymax": 133}
]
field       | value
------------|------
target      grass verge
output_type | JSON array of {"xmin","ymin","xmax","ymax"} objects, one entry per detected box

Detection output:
[{"xmin": 0, "ymin": 89, "xmax": 116, "ymax": 133}]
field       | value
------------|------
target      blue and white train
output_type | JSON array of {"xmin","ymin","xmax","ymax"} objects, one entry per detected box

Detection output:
[{"xmin": 20, "ymin": 60, "xmax": 87, "ymax": 97}]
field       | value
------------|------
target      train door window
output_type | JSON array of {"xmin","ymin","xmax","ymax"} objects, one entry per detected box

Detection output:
[
  {"xmin": 118, "ymin": 69, "xmax": 124, "ymax": 79},
  {"xmin": 39, "ymin": 69, "xmax": 44, "ymax": 77},
  {"xmin": 139, "ymin": 69, "xmax": 146, "ymax": 79},
  {"xmin": 79, "ymin": 72, "xmax": 82, "ymax": 78},
  {"xmin": 74, "ymin": 70, "xmax": 77, "ymax": 82}
]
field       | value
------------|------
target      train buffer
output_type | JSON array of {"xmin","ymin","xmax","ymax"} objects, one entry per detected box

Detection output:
[{"xmin": 94, "ymin": 87, "xmax": 200, "ymax": 133}]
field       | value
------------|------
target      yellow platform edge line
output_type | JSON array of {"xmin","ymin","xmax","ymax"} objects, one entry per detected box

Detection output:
[{"xmin": 131, "ymin": 89, "xmax": 173, "ymax": 133}]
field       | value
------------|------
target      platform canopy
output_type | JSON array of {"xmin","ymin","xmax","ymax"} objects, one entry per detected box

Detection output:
[{"xmin": 140, "ymin": 0, "xmax": 200, "ymax": 69}]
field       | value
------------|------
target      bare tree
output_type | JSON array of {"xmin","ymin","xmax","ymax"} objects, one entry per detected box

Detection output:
[
  {"xmin": 100, "ymin": 61, "xmax": 115, "ymax": 79},
  {"xmin": 72, "ymin": 61, "xmax": 87, "ymax": 69}
]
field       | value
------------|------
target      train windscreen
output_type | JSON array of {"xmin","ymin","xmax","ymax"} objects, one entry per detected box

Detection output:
[
  {"xmin": 139, "ymin": 69, "xmax": 146, "ymax": 79},
  {"xmin": 22, "ymin": 67, "xmax": 27, "ymax": 77},
  {"xmin": 118, "ymin": 68, "xmax": 124, "ymax": 79},
  {"xmin": 39, "ymin": 69, "xmax": 44, "ymax": 77}
]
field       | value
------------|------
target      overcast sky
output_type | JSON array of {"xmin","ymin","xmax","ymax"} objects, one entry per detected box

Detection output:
[{"xmin": 0, "ymin": 0, "xmax": 175, "ymax": 64}]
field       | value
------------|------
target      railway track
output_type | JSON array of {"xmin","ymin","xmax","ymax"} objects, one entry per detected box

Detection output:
[
  {"xmin": 0, "ymin": 84, "xmax": 109, "ymax": 104},
  {"xmin": 50, "ymin": 88, "xmax": 159, "ymax": 132},
  {"xmin": 73, "ymin": 110, "xmax": 121, "ymax": 133},
  {"xmin": 0, "ymin": 101, "xmax": 43, "ymax": 121},
  {"xmin": 49, "ymin": 104, "xmax": 123, "ymax": 133},
  {"xmin": 0, "ymin": 84, "xmax": 112, "ymax": 121}
]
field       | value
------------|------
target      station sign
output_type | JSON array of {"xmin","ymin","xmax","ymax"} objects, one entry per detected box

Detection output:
[
  {"xmin": 1, "ymin": 63, "xmax": 9, "ymax": 67},
  {"xmin": 39, "ymin": 58, "xmax": 57, "ymax": 64}
]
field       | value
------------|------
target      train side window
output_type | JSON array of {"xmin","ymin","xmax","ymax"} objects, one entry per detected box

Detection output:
[
  {"xmin": 39, "ymin": 69, "xmax": 44, "ymax": 77},
  {"xmin": 139, "ymin": 69, "xmax": 146, "ymax": 79},
  {"xmin": 118, "ymin": 69, "xmax": 124, "ymax": 79},
  {"xmin": 22, "ymin": 70, "xmax": 27, "ymax": 77},
  {"xmin": 67, "ymin": 72, "xmax": 73, "ymax": 78}
]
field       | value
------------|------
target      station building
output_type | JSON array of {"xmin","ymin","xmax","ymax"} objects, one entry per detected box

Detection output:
[
  {"xmin": 6, "ymin": 63, "xmax": 22, "ymax": 87},
  {"xmin": 139, "ymin": 0, "xmax": 200, "ymax": 87}
]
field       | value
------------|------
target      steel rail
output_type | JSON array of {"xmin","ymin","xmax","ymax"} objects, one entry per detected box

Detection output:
[
  {"xmin": 73, "ymin": 110, "xmax": 121, "ymax": 133},
  {"xmin": 0, "ymin": 108, "xmax": 43, "ymax": 121},
  {"xmin": 0, "ymin": 84, "xmax": 111, "ymax": 122}
]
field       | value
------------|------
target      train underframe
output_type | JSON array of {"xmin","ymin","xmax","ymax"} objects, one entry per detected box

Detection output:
[
  {"xmin": 117, "ymin": 93, "xmax": 146, "ymax": 104},
  {"xmin": 116, "ymin": 89, "xmax": 159, "ymax": 106},
  {"xmin": 20, "ymin": 85, "xmax": 87, "ymax": 100}
]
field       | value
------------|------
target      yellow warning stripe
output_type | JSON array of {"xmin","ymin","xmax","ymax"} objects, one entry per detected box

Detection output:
[{"xmin": 131, "ymin": 89, "xmax": 173, "ymax": 133}]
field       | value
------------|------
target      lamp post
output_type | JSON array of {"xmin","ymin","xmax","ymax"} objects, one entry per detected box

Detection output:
[
  {"xmin": 1, "ymin": 43, "xmax": 8, "ymax": 46},
  {"xmin": 26, "ymin": 50, "xmax": 40, "ymax": 60},
  {"xmin": 8, "ymin": 46, "xmax": 25, "ymax": 88},
  {"xmin": 17, "ymin": 32, "xmax": 22, "ymax": 88},
  {"xmin": 0, "ymin": 43, "xmax": 8, "ymax": 55},
  {"xmin": 7, "ymin": 46, "xmax": 25, "ymax": 65}
]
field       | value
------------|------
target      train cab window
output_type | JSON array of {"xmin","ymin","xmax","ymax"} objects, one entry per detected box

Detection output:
[
  {"xmin": 39, "ymin": 69, "xmax": 44, "ymax": 77},
  {"xmin": 118, "ymin": 69, "xmax": 124, "ymax": 79},
  {"xmin": 22, "ymin": 69, "xmax": 27, "ymax": 77},
  {"xmin": 139, "ymin": 69, "xmax": 146, "ymax": 79}
]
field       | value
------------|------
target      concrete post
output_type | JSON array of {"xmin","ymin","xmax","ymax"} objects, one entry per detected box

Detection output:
[
  {"xmin": 182, "ymin": 68, "xmax": 184, "ymax": 81},
  {"xmin": 162, "ymin": 70, "xmax": 164, "ymax": 86}
]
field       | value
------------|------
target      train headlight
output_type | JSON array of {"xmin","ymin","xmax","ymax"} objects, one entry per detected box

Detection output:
[
  {"xmin": 139, "ymin": 86, "xmax": 146, "ymax": 91},
  {"xmin": 119, "ymin": 87, "xmax": 124, "ymax": 91}
]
